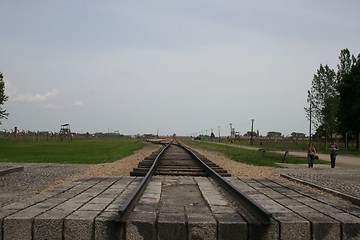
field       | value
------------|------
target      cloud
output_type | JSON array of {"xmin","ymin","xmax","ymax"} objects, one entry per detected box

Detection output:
[
  {"xmin": 12, "ymin": 89, "xmax": 59, "ymax": 102},
  {"xmin": 41, "ymin": 103, "xmax": 58, "ymax": 109},
  {"xmin": 37, "ymin": 100, "xmax": 83, "ymax": 110},
  {"xmin": 72, "ymin": 101, "xmax": 84, "ymax": 107},
  {"xmin": 4, "ymin": 80, "xmax": 18, "ymax": 97}
]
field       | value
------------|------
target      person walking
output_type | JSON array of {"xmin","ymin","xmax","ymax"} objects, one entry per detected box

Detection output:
[
  {"xmin": 307, "ymin": 143, "xmax": 316, "ymax": 168},
  {"xmin": 328, "ymin": 141, "xmax": 339, "ymax": 168}
]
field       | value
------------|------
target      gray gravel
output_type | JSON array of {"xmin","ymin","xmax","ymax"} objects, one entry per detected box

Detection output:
[
  {"xmin": 0, "ymin": 162, "xmax": 89, "ymax": 207},
  {"xmin": 275, "ymin": 164, "xmax": 360, "ymax": 199}
]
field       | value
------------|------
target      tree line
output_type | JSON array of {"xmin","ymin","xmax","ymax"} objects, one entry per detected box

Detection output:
[
  {"xmin": 305, "ymin": 49, "xmax": 360, "ymax": 150},
  {"xmin": 0, "ymin": 72, "xmax": 8, "ymax": 124}
]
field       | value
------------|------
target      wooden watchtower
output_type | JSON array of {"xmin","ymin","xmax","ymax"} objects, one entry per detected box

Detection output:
[{"xmin": 59, "ymin": 123, "xmax": 72, "ymax": 141}]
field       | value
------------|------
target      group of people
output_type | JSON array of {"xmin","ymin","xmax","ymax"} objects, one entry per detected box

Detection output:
[{"xmin": 307, "ymin": 142, "xmax": 339, "ymax": 168}]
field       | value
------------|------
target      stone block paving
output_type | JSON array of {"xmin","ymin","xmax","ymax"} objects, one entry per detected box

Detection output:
[
  {"xmin": 0, "ymin": 163, "xmax": 89, "ymax": 208},
  {"xmin": 1, "ymin": 175, "xmax": 360, "ymax": 240},
  {"xmin": 1, "ymin": 176, "xmax": 141, "ymax": 240},
  {"xmin": 228, "ymin": 177, "xmax": 360, "ymax": 240},
  {"xmin": 275, "ymin": 166, "xmax": 360, "ymax": 201}
]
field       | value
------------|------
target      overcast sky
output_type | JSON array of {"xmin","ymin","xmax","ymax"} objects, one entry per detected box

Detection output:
[{"xmin": 1, "ymin": 1, "xmax": 360, "ymax": 136}]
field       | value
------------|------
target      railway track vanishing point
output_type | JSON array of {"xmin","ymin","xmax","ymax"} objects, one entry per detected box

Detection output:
[{"xmin": 118, "ymin": 140, "xmax": 272, "ymax": 224}]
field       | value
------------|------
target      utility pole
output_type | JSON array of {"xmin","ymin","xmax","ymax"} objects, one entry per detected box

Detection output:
[
  {"xmin": 250, "ymin": 119, "xmax": 254, "ymax": 145},
  {"xmin": 229, "ymin": 123, "xmax": 232, "ymax": 138},
  {"xmin": 308, "ymin": 90, "xmax": 312, "ymax": 144},
  {"xmin": 218, "ymin": 126, "xmax": 221, "ymax": 142},
  {"xmin": 309, "ymin": 102, "xmax": 312, "ymax": 143}
]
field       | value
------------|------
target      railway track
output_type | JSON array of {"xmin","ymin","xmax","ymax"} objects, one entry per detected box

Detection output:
[
  {"xmin": 118, "ymin": 140, "xmax": 272, "ymax": 224},
  {"xmin": 130, "ymin": 141, "xmax": 230, "ymax": 177}
]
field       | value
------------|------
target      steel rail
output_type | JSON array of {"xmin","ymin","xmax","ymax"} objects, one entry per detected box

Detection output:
[
  {"xmin": 179, "ymin": 141, "xmax": 272, "ymax": 225},
  {"xmin": 118, "ymin": 140, "xmax": 172, "ymax": 222}
]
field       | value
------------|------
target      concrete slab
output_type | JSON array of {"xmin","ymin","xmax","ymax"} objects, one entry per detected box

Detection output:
[
  {"xmin": 133, "ymin": 203, "xmax": 157, "ymax": 212},
  {"xmin": 2, "ymin": 176, "xmax": 360, "ymax": 240},
  {"xmin": 95, "ymin": 211, "xmax": 124, "ymax": 240},
  {"xmin": 272, "ymin": 212, "xmax": 310, "ymax": 240},
  {"xmin": 195, "ymin": 177, "xmax": 231, "ymax": 208},
  {"xmin": 332, "ymin": 213, "xmax": 360, "ymax": 239},
  {"xmin": 235, "ymin": 177, "xmax": 359, "ymax": 240},
  {"xmin": 0, "ymin": 209, "xmax": 28, "ymax": 240},
  {"xmin": 64, "ymin": 210, "xmax": 99, "ymax": 240},
  {"xmin": 104, "ymin": 186, "xmax": 141, "ymax": 211},
  {"xmin": 210, "ymin": 205, "xmax": 237, "ymax": 214},
  {"xmin": 304, "ymin": 212, "xmax": 341, "ymax": 240},
  {"xmin": 3, "ymin": 215, "xmax": 33, "ymax": 240},
  {"xmin": 126, "ymin": 212, "xmax": 157, "ymax": 240},
  {"xmin": 158, "ymin": 212, "xmax": 187, "ymax": 240},
  {"xmin": 187, "ymin": 213, "xmax": 217, "ymax": 240},
  {"xmin": 3, "ymin": 202, "xmax": 55, "ymax": 240},
  {"xmin": 50, "ymin": 202, "xmax": 83, "ymax": 213},
  {"xmin": 247, "ymin": 219, "xmax": 279, "ymax": 240},
  {"xmin": 33, "ymin": 215, "xmax": 63, "ymax": 240},
  {"xmin": 215, "ymin": 212, "xmax": 248, "ymax": 240},
  {"xmin": 2, "ymin": 201, "xmax": 34, "ymax": 211}
]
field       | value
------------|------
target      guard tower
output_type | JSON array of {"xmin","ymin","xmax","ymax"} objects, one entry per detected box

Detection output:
[{"xmin": 59, "ymin": 123, "xmax": 72, "ymax": 141}]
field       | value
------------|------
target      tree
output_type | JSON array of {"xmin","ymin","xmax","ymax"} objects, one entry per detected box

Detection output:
[
  {"xmin": 244, "ymin": 131, "xmax": 259, "ymax": 137},
  {"xmin": 337, "ymin": 58, "xmax": 360, "ymax": 151},
  {"xmin": 305, "ymin": 48, "xmax": 360, "ymax": 147},
  {"xmin": 291, "ymin": 132, "xmax": 306, "ymax": 138},
  {"xmin": 305, "ymin": 64, "xmax": 337, "ymax": 142},
  {"xmin": 337, "ymin": 48, "xmax": 357, "ymax": 83},
  {"xmin": 319, "ymin": 96, "xmax": 339, "ymax": 140},
  {"xmin": 336, "ymin": 49, "xmax": 359, "ymax": 148},
  {"xmin": 267, "ymin": 131, "xmax": 282, "ymax": 138},
  {"xmin": 0, "ymin": 72, "xmax": 9, "ymax": 124}
]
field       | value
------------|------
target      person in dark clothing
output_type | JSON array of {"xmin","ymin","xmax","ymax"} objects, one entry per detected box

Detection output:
[{"xmin": 328, "ymin": 142, "xmax": 339, "ymax": 168}]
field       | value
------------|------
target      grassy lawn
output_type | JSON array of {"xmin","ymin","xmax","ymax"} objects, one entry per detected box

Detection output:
[
  {"xmin": 0, "ymin": 138, "xmax": 146, "ymax": 164},
  {"xmin": 233, "ymin": 139, "xmax": 308, "ymax": 151},
  {"xmin": 184, "ymin": 140, "xmax": 327, "ymax": 167},
  {"xmin": 229, "ymin": 139, "xmax": 359, "ymax": 156}
]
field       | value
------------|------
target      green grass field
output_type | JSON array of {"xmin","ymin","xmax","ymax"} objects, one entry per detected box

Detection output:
[
  {"xmin": 220, "ymin": 138, "xmax": 359, "ymax": 155},
  {"xmin": 184, "ymin": 140, "xmax": 327, "ymax": 167},
  {"xmin": 0, "ymin": 138, "xmax": 146, "ymax": 164},
  {"xmin": 1, "ymin": 137, "xmax": 330, "ymax": 167}
]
